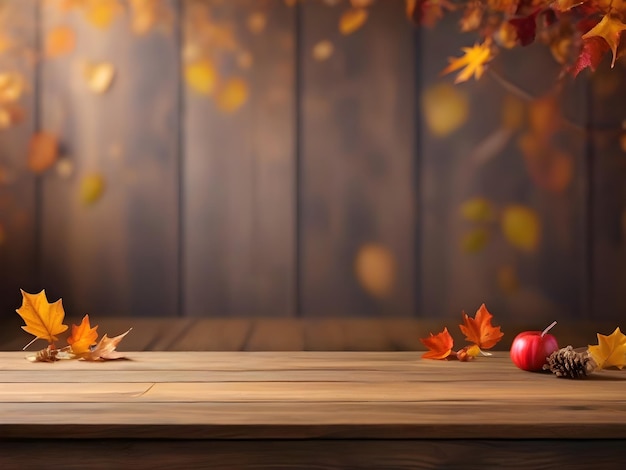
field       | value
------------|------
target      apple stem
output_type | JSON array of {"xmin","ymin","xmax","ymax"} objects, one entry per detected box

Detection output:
[{"xmin": 541, "ymin": 321, "xmax": 557, "ymax": 337}]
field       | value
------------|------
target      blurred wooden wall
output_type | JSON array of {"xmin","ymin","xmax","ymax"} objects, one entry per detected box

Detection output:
[{"xmin": 0, "ymin": 0, "xmax": 624, "ymax": 323}]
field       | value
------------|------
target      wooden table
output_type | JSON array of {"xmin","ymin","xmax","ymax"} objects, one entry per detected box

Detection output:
[{"xmin": 1, "ymin": 351, "xmax": 625, "ymax": 469}]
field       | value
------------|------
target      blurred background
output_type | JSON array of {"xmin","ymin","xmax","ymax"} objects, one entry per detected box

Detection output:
[{"xmin": 0, "ymin": 0, "xmax": 625, "ymax": 350}]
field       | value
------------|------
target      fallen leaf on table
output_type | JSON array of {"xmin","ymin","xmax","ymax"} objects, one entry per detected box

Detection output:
[
  {"xmin": 459, "ymin": 303, "xmax": 503, "ymax": 350},
  {"xmin": 339, "ymin": 8, "xmax": 368, "ymax": 35},
  {"xmin": 84, "ymin": 329, "xmax": 132, "ymax": 360},
  {"xmin": 16, "ymin": 289, "xmax": 68, "ymax": 345},
  {"xmin": 588, "ymin": 327, "xmax": 626, "ymax": 370},
  {"xmin": 28, "ymin": 132, "xmax": 59, "ymax": 173},
  {"xmin": 67, "ymin": 314, "xmax": 99, "ymax": 356},
  {"xmin": 420, "ymin": 327, "xmax": 454, "ymax": 359}
]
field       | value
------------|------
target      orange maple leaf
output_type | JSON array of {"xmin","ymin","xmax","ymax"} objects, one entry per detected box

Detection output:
[
  {"xmin": 67, "ymin": 314, "xmax": 99, "ymax": 356},
  {"xmin": 459, "ymin": 303, "xmax": 503, "ymax": 349},
  {"xmin": 441, "ymin": 39, "xmax": 493, "ymax": 83},
  {"xmin": 582, "ymin": 14, "xmax": 626, "ymax": 67},
  {"xmin": 16, "ymin": 289, "xmax": 68, "ymax": 344},
  {"xmin": 420, "ymin": 327, "xmax": 454, "ymax": 359},
  {"xmin": 83, "ymin": 328, "xmax": 132, "ymax": 361}
]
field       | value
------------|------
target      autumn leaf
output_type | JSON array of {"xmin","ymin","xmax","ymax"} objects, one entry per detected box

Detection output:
[
  {"xmin": 45, "ymin": 26, "xmax": 76, "ymax": 58},
  {"xmin": 441, "ymin": 39, "xmax": 493, "ymax": 83},
  {"xmin": 28, "ymin": 132, "xmax": 59, "ymax": 174},
  {"xmin": 501, "ymin": 204, "xmax": 541, "ymax": 252},
  {"xmin": 420, "ymin": 327, "xmax": 454, "ymax": 359},
  {"xmin": 582, "ymin": 14, "xmax": 626, "ymax": 67},
  {"xmin": 339, "ymin": 8, "xmax": 368, "ymax": 35},
  {"xmin": 84, "ymin": 329, "xmax": 132, "ymax": 361},
  {"xmin": 185, "ymin": 58, "xmax": 217, "ymax": 96},
  {"xmin": 16, "ymin": 289, "xmax": 68, "ymax": 344},
  {"xmin": 572, "ymin": 37, "xmax": 610, "ymax": 77},
  {"xmin": 508, "ymin": 12, "xmax": 538, "ymax": 47},
  {"xmin": 459, "ymin": 303, "xmax": 503, "ymax": 350},
  {"xmin": 588, "ymin": 327, "xmax": 626, "ymax": 370},
  {"xmin": 67, "ymin": 314, "xmax": 99, "ymax": 356}
]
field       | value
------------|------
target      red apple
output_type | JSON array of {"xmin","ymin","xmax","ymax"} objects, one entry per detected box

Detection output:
[{"xmin": 510, "ymin": 321, "xmax": 559, "ymax": 371}]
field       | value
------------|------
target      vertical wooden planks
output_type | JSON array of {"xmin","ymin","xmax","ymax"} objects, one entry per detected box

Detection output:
[
  {"xmin": 590, "ymin": 61, "xmax": 626, "ymax": 321},
  {"xmin": 0, "ymin": 0, "xmax": 37, "ymax": 316},
  {"xmin": 419, "ymin": 18, "xmax": 587, "ymax": 323},
  {"xmin": 39, "ymin": 1, "xmax": 180, "ymax": 316},
  {"xmin": 300, "ymin": 0, "xmax": 416, "ymax": 317},
  {"xmin": 183, "ymin": 0, "xmax": 296, "ymax": 317}
]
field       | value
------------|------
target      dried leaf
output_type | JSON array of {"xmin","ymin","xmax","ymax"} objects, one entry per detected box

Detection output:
[
  {"xmin": 216, "ymin": 78, "xmax": 249, "ymax": 113},
  {"xmin": 28, "ymin": 132, "xmax": 59, "ymax": 174},
  {"xmin": 459, "ymin": 2, "xmax": 483, "ymax": 32},
  {"xmin": 339, "ymin": 8, "xmax": 368, "ymax": 35},
  {"xmin": 67, "ymin": 314, "xmax": 99, "ymax": 356},
  {"xmin": 420, "ymin": 327, "xmax": 454, "ymax": 359},
  {"xmin": 459, "ymin": 303, "xmax": 503, "ymax": 350},
  {"xmin": 441, "ymin": 40, "xmax": 493, "ymax": 83},
  {"xmin": 407, "ymin": 0, "xmax": 455, "ymax": 28},
  {"xmin": 16, "ymin": 289, "xmax": 69, "ymax": 344},
  {"xmin": 84, "ymin": 328, "xmax": 131, "ymax": 361},
  {"xmin": 572, "ymin": 37, "xmax": 610, "ymax": 77},
  {"xmin": 588, "ymin": 327, "xmax": 626, "ymax": 370},
  {"xmin": 45, "ymin": 26, "xmax": 76, "ymax": 58},
  {"xmin": 83, "ymin": 61, "xmax": 115, "ymax": 94},
  {"xmin": 81, "ymin": 173, "xmax": 106, "ymax": 205},
  {"xmin": 422, "ymin": 83, "xmax": 469, "ymax": 137},
  {"xmin": 501, "ymin": 204, "xmax": 541, "ymax": 252},
  {"xmin": 582, "ymin": 14, "xmax": 626, "ymax": 67},
  {"xmin": 354, "ymin": 243, "xmax": 396, "ymax": 299},
  {"xmin": 508, "ymin": 12, "xmax": 538, "ymax": 47},
  {"xmin": 313, "ymin": 40, "xmax": 334, "ymax": 61},
  {"xmin": 460, "ymin": 197, "xmax": 494, "ymax": 222},
  {"xmin": 185, "ymin": 58, "xmax": 217, "ymax": 96}
]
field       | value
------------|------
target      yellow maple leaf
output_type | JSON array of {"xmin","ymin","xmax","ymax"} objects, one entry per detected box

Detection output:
[
  {"xmin": 16, "ymin": 289, "xmax": 68, "ymax": 344},
  {"xmin": 441, "ymin": 39, "xmax": 493, "ymax": 83},
  {"xmin": 588, "ymin": 327, "xmax": 626, "ymax": 370},
  {"xmin": 67, "ymin": 314, "xmax": 99, "ymax": 356},
  {"xmin": 582, "ymin": 14, "xmax": 626, "ymax": 67}
]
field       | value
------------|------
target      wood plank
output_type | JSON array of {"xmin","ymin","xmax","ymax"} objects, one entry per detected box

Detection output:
[
  {"xmin": 300, "ymin": 0, "xmax": 416, "ymax": 316},
  {"xmin": 165, "ymin": 318, "xmax": 252, "ymax": 350},
  {"xmin": 183, "ymin": 0, "xmax": 295, "ymax": 317},
  {"xmin": 1, "ymin": 439, "xmax": 624, "ymax": 470},
  {"xmin": 419, "ymin": 19, "xmax": 587, "ymax": 323},
  {"xmin": 244, "ymin": 318, "xmax": 304, "ymax": 350},
  {"xmin": 0, "ymin": 1, "xmax": 37, "ymax": 318},
  {"xmin": 590, "ymin": 61, "xmax": 626, "ymax": 320},
  {"xmin": 38, "ymin": 0, "xmax": 180, "ymax": 317}
]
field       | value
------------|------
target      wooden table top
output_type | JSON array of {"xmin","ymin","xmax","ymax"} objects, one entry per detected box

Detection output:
[{"xmin": 1, "ymin": 351, "xmax": 625, "ymax": 440}]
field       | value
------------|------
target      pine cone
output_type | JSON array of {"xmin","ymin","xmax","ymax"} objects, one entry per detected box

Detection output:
[{"xmin": 543, "ymin": 346, "xmax": 596, "ymax": 379}]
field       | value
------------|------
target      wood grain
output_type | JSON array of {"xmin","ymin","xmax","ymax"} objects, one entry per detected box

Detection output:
[
  {"xmin": 0, "ymin": 1, "xmax": 37, "ymax": 318},
  {"xmin": 300, "ymin": 0, "xmax": 416, "ymax": 317},
  {"xmin": 183, "ymin": 0, "xmax": 295, "ymax": 317},
  {"xmin": 1, "ymin": 439, "xmax": 624, "ymax": 470},
  {"xmin": 1, "ymin": 351, "xmax": 625, "ymax": 440},
  {"xmin": 39, "ymin": 1, "xmax": 180, "ymax": 317}
]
